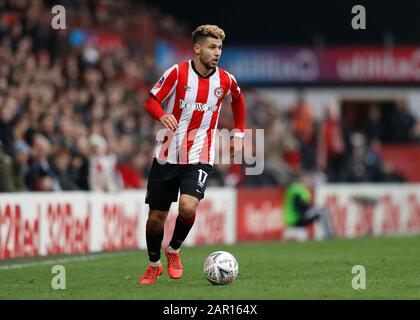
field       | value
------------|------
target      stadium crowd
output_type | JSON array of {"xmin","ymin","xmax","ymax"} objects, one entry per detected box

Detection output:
[{"xmin": 0, "ymin": 0, "xmax": 419, "ymax": 192}]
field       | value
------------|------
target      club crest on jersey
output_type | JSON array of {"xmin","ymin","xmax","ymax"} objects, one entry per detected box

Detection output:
[
  {"xmin": 214, "ymin": 87, "xmax": 224, "ymax": 98},
  {"xmin": 154, "ymin": 76, "xmax": 165, "ymax": 88}
]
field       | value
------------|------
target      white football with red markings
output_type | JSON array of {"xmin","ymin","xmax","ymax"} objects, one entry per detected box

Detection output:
[{"xmin": 203, "ymin": 251, "xmax": 239, "ymax": 285}]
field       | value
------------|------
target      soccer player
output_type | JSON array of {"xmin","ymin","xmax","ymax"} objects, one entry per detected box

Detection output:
[{"xmin": 138, "ymin": 25, "xmax": 246, "ymax": 284}]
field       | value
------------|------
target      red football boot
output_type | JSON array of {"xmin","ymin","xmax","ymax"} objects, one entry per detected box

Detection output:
[
  {"xmin": 137, "ymin": 264, "xmax": 163, "ymax": 285},
  {"xmin": 165, "ymin": 247, "xmax": 183, "ymax": 279}
]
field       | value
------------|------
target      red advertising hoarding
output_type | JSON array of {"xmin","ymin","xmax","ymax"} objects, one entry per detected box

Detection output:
[{"xmin": 236, "ymin": 188, "xmax": 285, "ymax": 241}]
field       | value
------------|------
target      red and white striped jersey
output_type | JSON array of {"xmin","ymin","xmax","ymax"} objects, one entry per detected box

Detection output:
[{"xmin": 150, "ymin": 59, "xmax": 242, "ymax": 165}]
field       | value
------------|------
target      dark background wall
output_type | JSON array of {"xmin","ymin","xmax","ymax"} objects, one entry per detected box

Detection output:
[{"xmin": 143, "ymin": 0, "xmax": 420, "ymax": 45}]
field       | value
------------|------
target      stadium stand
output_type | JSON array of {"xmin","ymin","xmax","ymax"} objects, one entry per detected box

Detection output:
[{"xmin": 0, "ymin": 0, "xmax": 419, "ymax": 193}]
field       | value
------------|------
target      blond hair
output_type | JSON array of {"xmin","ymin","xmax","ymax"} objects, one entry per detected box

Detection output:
[{"xmin": 192, "ymin": 25, "xmax": 225, "ymax": 44}]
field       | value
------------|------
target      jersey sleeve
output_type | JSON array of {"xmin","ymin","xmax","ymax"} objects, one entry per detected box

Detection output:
[
  {"xmin": 227, "ymin": 72, "xmax": 241, "ymax": 102},
  {"xmin": 231, "ymin": 92, "xmax": 246, "ymax": 134},
  {"xmin": 227, "ymin": 72, "xmax": 245, "ymax": 135},
  {"xmin": 150, "ymin": 64, "xmax": 178, "ymax": 103},
  {"xmin": 145, "ymin": 94, "xmax": 167, "ymax": 120}
]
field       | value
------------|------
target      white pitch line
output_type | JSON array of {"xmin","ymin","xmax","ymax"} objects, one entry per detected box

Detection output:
[{"xmin": 0, "ymin": 251, "xmax": 134, "ymax": 271}]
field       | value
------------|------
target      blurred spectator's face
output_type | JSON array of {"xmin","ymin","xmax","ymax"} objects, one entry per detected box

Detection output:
[
  {"xmin": 0, "ymin": 105, "xmax": 14, "ymax": 122},
  {"xmin": 85, "ymin": 69, "xmax": 102, "ymax": 86},
  {"xmin": 101, "ymin": 118, "xmax": 114, "ymax": 136},
  {"xmin": 78, "ymin": 89, "xmax": 90, "ymax": 105},
  {"xmin": 15, "ymin": 150, "xmax": 29, "ymax": 165},
  {"xmin": 58, "ymin": 118, "xmax": 73, "ymax": 138},
  {"xmin": 11, "ymin": 23, "xmax": 22, "ymax": 37},
  {"xmin": 414, "ymin": 122, "xmax": 420, "ymax": 134},
  {"xmin": 18, "ymin": 37, "xmax": 32, "ymax": 54},
  {"xmin": 28, "ymin": 100, "xmax": 41, "ymax": 117},
  {"xmin": 326, "ymin": 103, "xmax": 340, "ymax": 120},
  {"xmin": 71, "ymin": 156, "xmax": 83, "ymax": 170},
  {"xmin": 54, "ymin": 153, "xmax": 70, "ymax": 172},
  {"xmin": 369, "ymin": 105, "xmax": 381, "ymax": 121},
  {"xmin": 74, "ymin": 122, "xmax": 88, "ymax": 139},
  {"xmin": 119, "ymin": 134, "xmax": 133, "ymax": 155},
  {"xmin": 132, "ymin": 153, "xmax": 144, "ymax": 170},
  {"xmin": 0, "ymin": 77, "xmax": 7, "ymax": 91},
  {"xmin": 91, "ymin": 145, "xmax": 105, "ymax": 156},
  {"xmin": 91, "ymin": 103, "xmax": 105, "ymax": 121},
  {"xmin": 370, "ymin": 138, "xmax": 382, "ymax": 152},
  {"xmin": 396, "ymin": 100, "xmax": 406, "ymax": 112},
  {"xmin": 89, "ymin": 121, "xmax": 102, "ymax": 135},
  {"xmin": 194, "ymin": 37, "xmax": 222, "ymax": 70},
  {"xmin": 76, "ymin": 136, "xmax": 89, "ymax": 155},
  {"xmin": 67, "ymin": 88, "xmax": 78, "ymax": 104},
  {"xmin": 39, "ymin": 51, "xmax": 51, "ymax": 68},
  {"xmin": 25, "ymin": 55, "xmax": 37, "ymax": 72},
  {"xmin": 107, "ymin": 85, "xmax": 124, "ymax": 105},
  {"xmin": 32, "ymin": 135, "xmax": 51, "ymax": 158},
  {"xmin": 353, "ymin": 146, "xmax": 365, "ymax": 161},
  {"xmin": 67, "ymin": 57, "xmax": 79, "ymax": 78},
  {"xmin": 39, "ymin": 176, "xmax": 54, "ymax": 191},
  {"xmin": 12, "ymin": 118, "xmax": 29, "ymax": 139},
  {"xmin": 40, "ymin": 115, "xmax": 54, "ymax": 134},
  {"xmin": 5, "ymin": 96, "xmax": 18, "ymax": 116}
]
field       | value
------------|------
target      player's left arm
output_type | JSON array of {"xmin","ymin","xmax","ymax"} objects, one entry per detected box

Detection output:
[{"xmin": 229, "ymin": 74, "xmax": 246, "ymax": 157}]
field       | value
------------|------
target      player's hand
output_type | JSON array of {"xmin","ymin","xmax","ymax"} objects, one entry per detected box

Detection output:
[
  {"xmin": 230, "ymin": 136, "xmax": 244, "ymax": 159},
  {"xmin": 159, "ymin": 114, "xmax": 178, "ymax": 131}
]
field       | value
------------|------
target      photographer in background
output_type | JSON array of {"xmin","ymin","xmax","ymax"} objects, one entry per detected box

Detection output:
[{"xmin": 283, "ymin": 172, "xmax": 334, "ymax": 241}]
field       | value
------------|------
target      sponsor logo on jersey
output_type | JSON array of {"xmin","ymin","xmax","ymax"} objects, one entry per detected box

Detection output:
[
  {"xmin": 214, "ymin": 87, "xmax": 224, "ymax": 98},
  {"xmin": 180, "ymin": 100, "xmax": 218, "ymax": 112}
]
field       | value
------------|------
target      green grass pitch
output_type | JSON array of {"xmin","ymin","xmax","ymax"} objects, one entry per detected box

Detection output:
[{"xmin": 1, "ymin": 235, "xmax": 420, "ymax": 299}]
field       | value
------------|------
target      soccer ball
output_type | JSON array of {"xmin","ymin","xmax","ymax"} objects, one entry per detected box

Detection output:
[{"xmin": 203, "ymin": 251, "xmax": 239, "ymax": 285}]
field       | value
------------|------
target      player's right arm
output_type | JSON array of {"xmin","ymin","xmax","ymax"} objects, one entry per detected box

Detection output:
[
  {"xmin": 145, "ymin": 95, "xmax": 178, "ymax": 131},
  {"xmin": 145, "ymin": 65, "xmax": 179, "ymax": 131}
]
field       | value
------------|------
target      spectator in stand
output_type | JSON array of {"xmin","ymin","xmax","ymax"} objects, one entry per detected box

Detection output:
[
  {"xmin": 88, "ymin": 133, "xmax": 119, "ymax": 192},
  {"xmin": 363, "ymin": 138, "xmax": 385, "ymax": 182},
  {"xmin": 289, "ymin": 95, "xmax": 317, "ymax": 171},
  {"xmin": 116, "ymin": 151, "xmax": 145, "ymax": 189},
  {"xmin": 51, "ymin": 148, "xmax": 78, "ymax": 190},
  {"xmin": 412, "ymin": 121, "xmax": 420, "ymax": 143},
  {"xmin": 363, "ymin": 104, "xmax": 385, "ymax": 143},
  {"xmin": 0, "ymin": 139, "xmax": 16, "ymax": 192},
  {"xmin": 344, "ymin": 133, "xmax": 377, "ymax": 183},
  {"xmin": 0, "ymin": 0, "xmax": 417, "ymax": 191},
  {"xmin": 281, "ymin": 135, "xmax": 301, "ymax": 171},
  {"xmin": 38, "ymin": 112, "xmax": 55, "ymax": 140},
  {"xmin": 0, "ymin": 96, "xmax": 18, "ymax": 156},
  {"xmin": 25, "ymin": 133, "xmax": 58, "ymax": 191},
  {"xmin": 380, "ymin": 161, "xmax": 406, "ymax": 182},
  {"xmin": 69, "ymin": 150, "xmax": 90, "ymax": 190},
  {"xmin": 290, "ymin": 95, "xmax": 315, "ymax": 146},
  {"xmin": 316, "ymin": 101, "xmax": 351, "ymax": 182},
  {"xmin": 12, "ymin": 140, "xmax": 30, "ymax": 191},
  {"xmin": 343, "ymin": 133, "xmax": 406, "ymax": 183},
  {"xmin": 387, "ymin": 100, "xmax": 417, "ymax": 143}
]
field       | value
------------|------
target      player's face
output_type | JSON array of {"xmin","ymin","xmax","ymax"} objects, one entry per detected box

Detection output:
[{"xmin": 197, "ymin": 37, "xmax": 223, "ymax": 70}]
